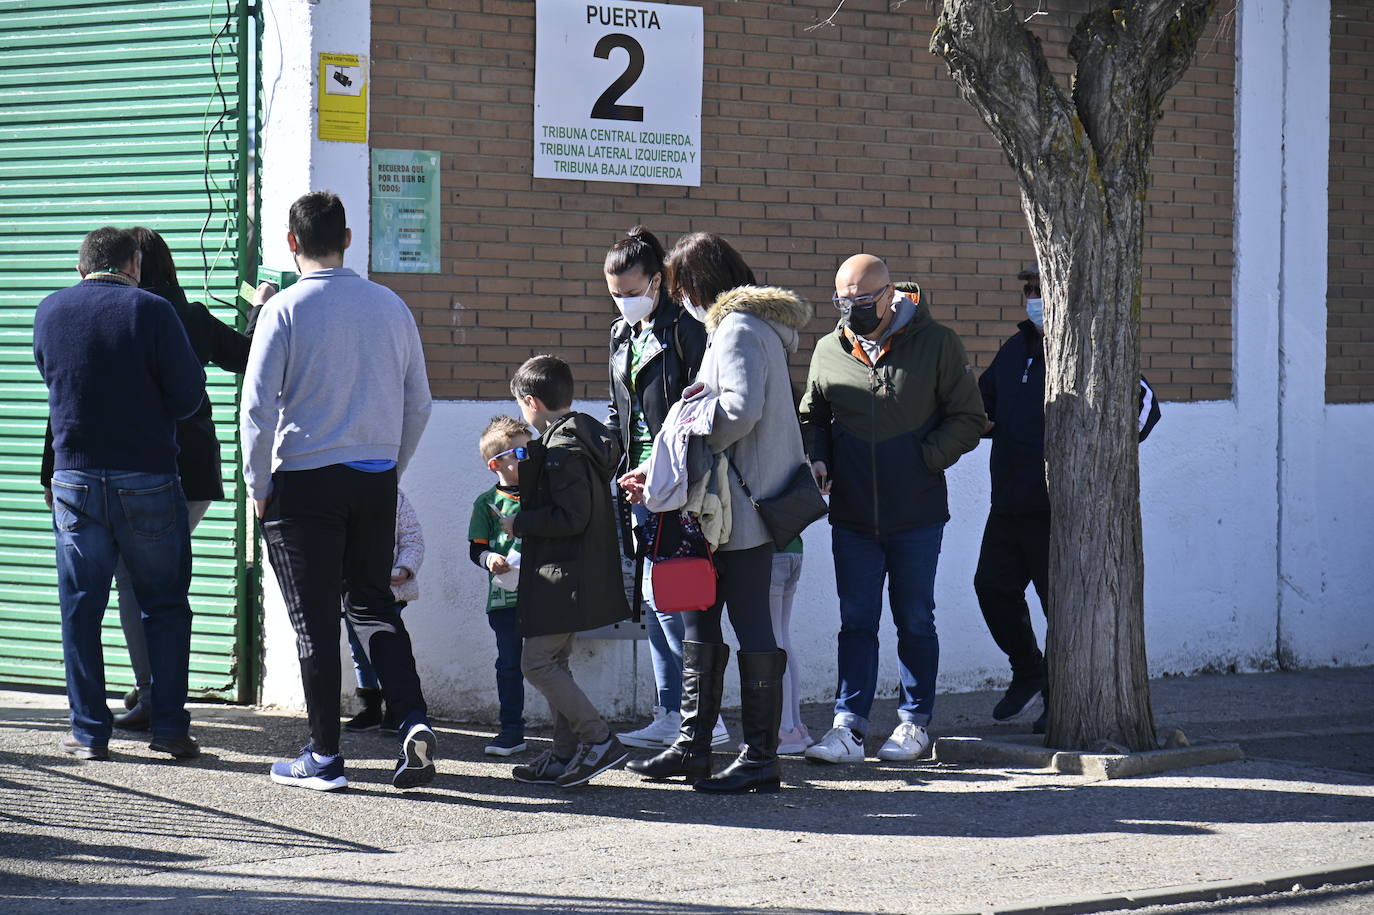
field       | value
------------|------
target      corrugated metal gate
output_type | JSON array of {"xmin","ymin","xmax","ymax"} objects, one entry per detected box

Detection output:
[{"xmin": 0, "ymin": 1, "xmax": 257, "ymax": 700}]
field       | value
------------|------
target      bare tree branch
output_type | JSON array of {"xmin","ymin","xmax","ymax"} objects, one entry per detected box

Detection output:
[{"xmin": 805, "ymin": 0, "xmax": 848, "ymax": 31}]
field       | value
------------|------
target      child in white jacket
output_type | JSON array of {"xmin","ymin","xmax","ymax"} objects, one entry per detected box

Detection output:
[{"xmin": 342, "ymin": 487, "xmax": 425, "ymax": 733}]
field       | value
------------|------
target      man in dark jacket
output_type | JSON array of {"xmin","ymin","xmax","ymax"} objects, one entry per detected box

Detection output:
[
  {"xmin": 975, "ymin": 263, "xmax": 1162, "ymax": 732},
  {"xmin": 800, "ymin": 254, "xmax": 985, "ymax": 765},
  {"xmin": 503, "ymin": 355, "xmax": 632, "ymax": 788},
  {"xmin": 33, "ymin": 227, "xmax": 207, "ymax": 762}
]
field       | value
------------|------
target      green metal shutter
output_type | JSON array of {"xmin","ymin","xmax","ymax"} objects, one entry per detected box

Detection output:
[{"xmin": 0, "ymin": 1, "xmax": 257, "ymax": 700}]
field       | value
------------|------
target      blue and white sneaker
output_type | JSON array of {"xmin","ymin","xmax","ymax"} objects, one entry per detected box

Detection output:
[
  {"xmin": 393, "ymin": 721, "xmax": 438, "ymax": 789},
  {"xmin": 270, "ymin": 746, "xmax": 347, "ymax": 791}
]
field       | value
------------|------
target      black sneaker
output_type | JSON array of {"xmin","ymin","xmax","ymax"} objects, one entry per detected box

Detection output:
[
  {"xmin": 484, "ymin": 731, "xmax": 528, "ymax": 757},
  {"xmin": 392, "ymin": 722, "xmax": 437, "ymax": 789},
  {"xmin": 992, "ymin": 677, "xmax": 1045, "ymax": 721},
  {"xmin": 149, "ymin": 735, "xmax": 201, "ymax": 759},
  {"xmin": 512, "ymin": 749, "xmax": 569, "ymax": 784},
  {"xmin": 554, "ymin": 735, "xmax": 629, "ymax": 788}
]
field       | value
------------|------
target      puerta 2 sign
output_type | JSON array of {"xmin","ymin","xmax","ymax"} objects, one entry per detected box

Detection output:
[{"xmin": 534, "ymin": 1, "xmax": 703, "ymax": 187}]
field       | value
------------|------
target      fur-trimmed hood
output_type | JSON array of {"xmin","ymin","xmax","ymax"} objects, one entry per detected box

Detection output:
[{"xmin": 705, "ymin": 285, "xmax": 812, "ymax": 352}]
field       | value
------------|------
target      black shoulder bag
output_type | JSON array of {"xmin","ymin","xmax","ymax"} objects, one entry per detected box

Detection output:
[{"xmin": 727, "ymin": 456, "xmax": 829, "ymax": 549}]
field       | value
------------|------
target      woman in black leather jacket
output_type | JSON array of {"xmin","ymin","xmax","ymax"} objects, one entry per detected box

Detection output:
[{"xmin": 602, "ymin": 226, "xmax": 709, "ymax": 752}]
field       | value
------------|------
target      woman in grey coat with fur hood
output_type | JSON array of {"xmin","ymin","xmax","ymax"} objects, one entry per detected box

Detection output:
[{"xmin": 622, "ymin": 233, "xmax": 811, "ymax": 794}]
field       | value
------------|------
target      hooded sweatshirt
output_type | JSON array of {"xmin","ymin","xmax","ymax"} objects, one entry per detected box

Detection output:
[
  {"xmin": 512, "ymin": 411, "xmax": 631, "ymax": 637},
  {"xmin": 698, "ymin": 285, "xmax": 813, "ymax": 551}
]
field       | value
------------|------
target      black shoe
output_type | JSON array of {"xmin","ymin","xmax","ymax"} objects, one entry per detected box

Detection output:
[
  {"xmin": 512, "ymin": 749, "xmax": 569, "ymax": 784},
  {"xmin": 555, "ymin": 735, "xmax": 630, "ymax": 788},
  {"xmin": 696, "ymin": 650, "xmax": 786, "ymax": 795},
  {"xmin": 393, "ymin": 722, "xmax": 437, "ymax": 789},
  {"xmin": 123, "ymin": 687, "xmax": 140, "ymax": 711},
  {"xmin": 992, "ymin": 677, "xmax": 1045, "ymax": 721},
  {"xmin": 343, "ymin": 688, "xmax": 385, "ymax": 732},
  {"xmin": 149, "ymin": 735, "xmax": 202, "ymax": 759},
  {"xmin": 114, "ymin": 702, "xmax": 151, "ymax": 732},
  {"xmin": 628, "ymin": 640, "xmax": 728, "ymax": 783},
  {"xmin": 626, "ymin": 744, "xmax": 713, "ymax": 781},
  {"xmin": 60, "ymin": 734, "xmax": 109, "ymax": 761},
  {"xmin": 379, "ymin": 705, "xmax": 402, "ymax": 736}
]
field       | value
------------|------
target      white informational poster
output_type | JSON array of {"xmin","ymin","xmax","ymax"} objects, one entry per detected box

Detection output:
[{"xmin": 534, "ymin": 1, "xmax": 704, "ymax": 187}]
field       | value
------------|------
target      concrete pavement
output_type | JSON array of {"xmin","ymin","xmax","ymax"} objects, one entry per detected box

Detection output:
[{"xmin": 1, "ymin": 666, "xmax": 1371, "ymax": 914}]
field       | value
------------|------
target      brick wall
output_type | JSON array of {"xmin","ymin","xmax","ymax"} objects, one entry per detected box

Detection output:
[
  {"xmin": 370, "ymin": 0, "xmax": 1234, "ymax": 402},
  {"xmin": 1328, "ymin": 1, "xmax": 1374, "ymax": 404}
]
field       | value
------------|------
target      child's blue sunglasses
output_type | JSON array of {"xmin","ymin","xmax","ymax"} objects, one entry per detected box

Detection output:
[{"xmin": 494, "ymin": 446, "xmax": 528, "ymax": 461}]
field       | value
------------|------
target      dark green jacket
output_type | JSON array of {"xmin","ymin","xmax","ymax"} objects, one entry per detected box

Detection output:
[
  {"xmin": 799, "ymin": 301, "xmax": 985, "ymax": 536},
  {"xmin": 512, "ymin": 411, "xmax": 630, "ymax": 637}
]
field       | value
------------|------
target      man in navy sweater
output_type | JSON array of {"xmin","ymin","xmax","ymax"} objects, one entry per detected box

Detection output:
[{"xmin": 33, "ymin": 227, "xmax": 206, "ymax": 761}]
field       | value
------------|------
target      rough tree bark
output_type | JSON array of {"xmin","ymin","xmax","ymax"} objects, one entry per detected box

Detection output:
[{"xmin": 930, "ymin": 0, "xmax": 1216, "ymax": 751}]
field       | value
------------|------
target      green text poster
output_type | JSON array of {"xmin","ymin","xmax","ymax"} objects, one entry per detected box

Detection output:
[{"xmin": 371, "ymin": 149, "xmax": 440, "ymax": 273}]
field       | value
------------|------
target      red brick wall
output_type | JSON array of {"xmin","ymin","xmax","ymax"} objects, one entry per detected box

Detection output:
[
  {"xmin": 1329, "ymin": 1, "xmax": 1374, "ymax": 404},
  {"xmin": 370, "ymin": 0, "xmax": 1234, "ymax": 402}
]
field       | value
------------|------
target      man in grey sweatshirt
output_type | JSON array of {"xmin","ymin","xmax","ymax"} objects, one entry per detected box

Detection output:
[{"xmin": 242, "ymin": 191, "xmax": 435, "ymax": 792}]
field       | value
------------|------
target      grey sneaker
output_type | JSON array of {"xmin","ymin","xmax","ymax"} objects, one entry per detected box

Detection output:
[
  {"xmin": 554, "ymin": 735, "xmax": 630, "ymax": 788},
  {"xmin": 512, "ymin": 748, "xmax": 569, "ymax": 784}
]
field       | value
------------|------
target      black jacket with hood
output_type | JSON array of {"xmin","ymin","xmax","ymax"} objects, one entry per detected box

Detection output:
[
  {"xmin": 512, "ymin": 411, "xmax": 631, "ymax": 637},
  {"xmin": 606, "ymin": 290, "xmax": 707, "ymax": 473},
  {"xmin": 979, "ymin": 320, "xmax": 1163, "ymax": 514}
]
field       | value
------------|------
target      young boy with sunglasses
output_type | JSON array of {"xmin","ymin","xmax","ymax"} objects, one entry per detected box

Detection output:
[{"xmin": 468, "ymin": 414, "xmax": 533, "ymax": 756}]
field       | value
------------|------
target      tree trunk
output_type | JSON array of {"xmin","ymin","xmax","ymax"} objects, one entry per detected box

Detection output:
[{"xmin": 931, "ymin": 0, "xmax": 1215, "ymax": 751}]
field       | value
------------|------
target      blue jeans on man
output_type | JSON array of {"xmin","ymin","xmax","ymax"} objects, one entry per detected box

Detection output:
[
  {"xmin": 830, "ymin": 522, "xmax": 944, "ymax": 732},
  {"xmin": 51, "ymin": 469, "xmax": 193, "ymax": 748}
]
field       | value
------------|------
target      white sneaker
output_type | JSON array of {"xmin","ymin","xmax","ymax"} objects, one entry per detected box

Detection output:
[
  {"xmin": 804, "ymin": 726, "xmax": 865, "ymax": 763},
  {"xmin": 777, "ymin": 724, "xmax": 814, "ymax": 755},
  {"xmin": 710, "ymin": 715, "xmax": 730, "ymax": 747},
  {"xmin": 617, "ymin": 707, "xmax": 681, "ymax": 749},
  {"xmin": 877, "ymin": 722, "xmax": 931, "ymax": 761}
]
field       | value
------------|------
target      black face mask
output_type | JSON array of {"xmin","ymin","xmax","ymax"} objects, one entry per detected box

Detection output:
[{"xmin": 844, "ymin": 304, "xmax": 882, "ymax": 336}]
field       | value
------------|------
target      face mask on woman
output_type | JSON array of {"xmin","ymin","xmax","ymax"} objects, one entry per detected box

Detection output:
[
  {"xmin": 1026, "ymin": 297, "xmax": 1044, "ymax": 330},
  {"xmin": 612, "ymin": 278, "xmax": 658, "ymax": 326},
  {"xmin": 680, "ymin": 295, "xmax": 709, "ymax": 324}
]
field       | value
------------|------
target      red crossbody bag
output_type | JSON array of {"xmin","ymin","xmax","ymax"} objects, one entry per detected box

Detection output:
[{"xmin": 648, "ymin": 513, "xmax": 717, "ymax": 613}]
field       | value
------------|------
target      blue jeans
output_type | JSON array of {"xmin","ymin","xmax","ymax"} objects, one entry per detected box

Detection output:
[
  {"xmin": 486, "ymin": 605, "xmax": 525, "ymax": 733},
  {"xmin": 51, "ymin": 469, "xmax": 193, "ymax": 746},
  {"xmin": 344, "ymin": 600, "xmax": 406, "ymax": 691},
  {"xmin": 633, "ymin": 503, "xmax": 684, "ymax": 711},
  {"xmin": 830, "ymin": 522, "xmax": 944, "ymax": 731},
  {"xmin": 117, "ymin": 500, "xmax": 212, "ymax": 695}
]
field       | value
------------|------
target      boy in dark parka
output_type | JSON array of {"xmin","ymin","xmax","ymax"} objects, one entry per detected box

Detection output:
[{"xmin": 500, "ymin": 355, "xmax": 631, "ymax": 788}]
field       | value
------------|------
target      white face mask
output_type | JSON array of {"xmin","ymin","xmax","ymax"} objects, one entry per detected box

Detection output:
[
  {"xmin": 612, "ymin": 283, "xmax": 657, "ymax": 326},
  {"xmin": 680, "ymin": 296, "xmax": 708, "ymax": 324},
  {"xmin": 1026, "ymin": 297, "xmax": 1044, "ymax": 330}
]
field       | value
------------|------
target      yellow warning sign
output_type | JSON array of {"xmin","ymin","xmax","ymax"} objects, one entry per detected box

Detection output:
[{"xmin": 318, "ymin": 52, "xmax": 367, "ymax": 143}]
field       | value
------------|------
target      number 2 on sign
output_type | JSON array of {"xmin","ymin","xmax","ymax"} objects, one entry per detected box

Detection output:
[{"xmin": 591, "ymin": 33, "xmax": 645, "ymax": 121}]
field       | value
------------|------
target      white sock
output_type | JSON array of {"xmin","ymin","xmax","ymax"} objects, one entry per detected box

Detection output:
[{"xmin": 312, "ymin": 751, "xmax": 338, "ymax": 764}]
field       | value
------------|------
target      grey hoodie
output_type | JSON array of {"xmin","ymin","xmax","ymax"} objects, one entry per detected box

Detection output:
[{"xmin": 699, "ymin": 285, "xmax": 813, "ymax": 551}]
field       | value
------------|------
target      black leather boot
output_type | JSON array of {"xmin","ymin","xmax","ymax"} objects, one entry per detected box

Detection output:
[
  {"xmin": 695, "ymin": 649, "xmax": 786, "ymax": 794},
  {"xmin": 627, "ymin": 640, "xmax": 728, "ymax": 782},
  {"xmin": 344, "ymin": 688, "xmax": 385, "ymax": 732}
]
